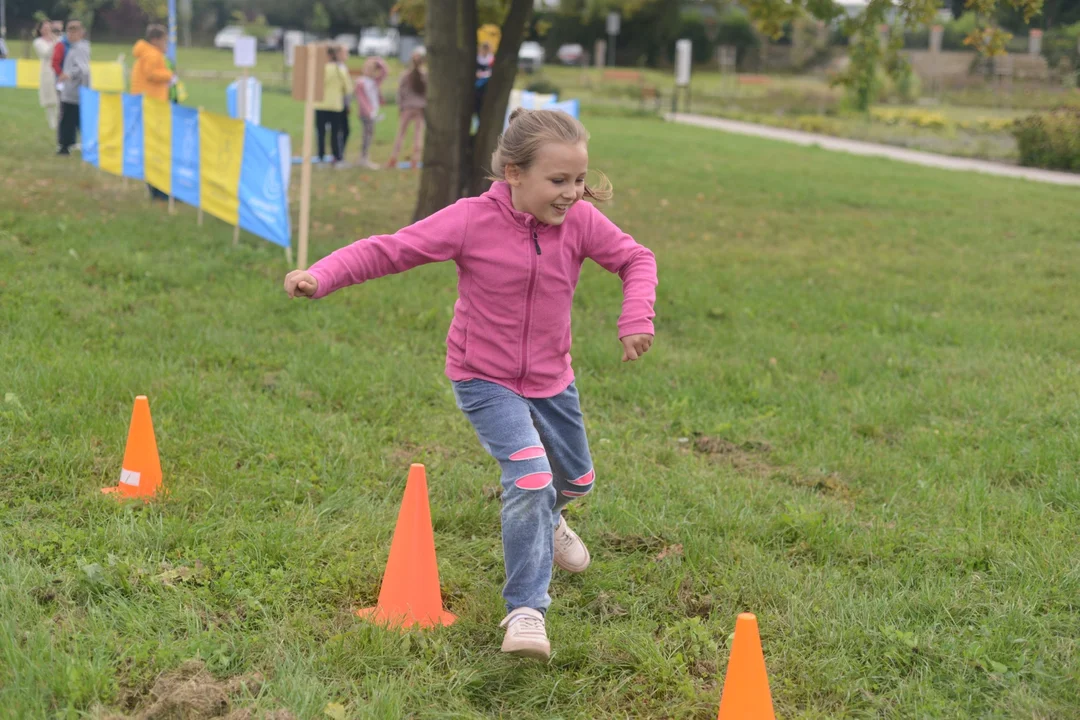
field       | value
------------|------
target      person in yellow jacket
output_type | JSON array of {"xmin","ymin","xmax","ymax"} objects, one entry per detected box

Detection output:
[
  {"xmin": 313, "ymin": 46, "xmax": 352, "ymax": 166},
  {"xmin": 131, "ymin": 25, "xmax": 174, "ymax": 103}
]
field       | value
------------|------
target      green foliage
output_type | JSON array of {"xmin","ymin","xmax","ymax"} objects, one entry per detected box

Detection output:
[
  {"xmin": 525, "ymin": 78, "xmax": 561, "ymax": 95},
  {"xmin": 1013, "ymin": 107, "xmax": 1080, "ymax": 170},
  {"xmin": 1041, "ymin": 21, "xmax": 1080, "ymax": 77},
  {"xmin": 308, "ymin": 2, "xmax": 331, "ymax": 34},
  {"xmin": 230, "ymin": 11, "xmax": 272, "ymax": 42},
  {"xmin": 714, "ymin": 11, "xmax": 760, "ymax": 66}
]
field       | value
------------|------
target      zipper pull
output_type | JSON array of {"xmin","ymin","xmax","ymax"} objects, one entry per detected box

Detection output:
[{"xmin": 532, "ymin": 230, "xmax": 542, "ymax": 255}]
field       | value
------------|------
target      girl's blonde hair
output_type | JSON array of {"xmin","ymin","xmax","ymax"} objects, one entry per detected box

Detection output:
[
  {"xmin": 362, "ymin": 56, "xmax": 387, "ymax": 78},
  {"xmin": 490, "ymin": 109, "xmax": 613, "ymax": 202}
]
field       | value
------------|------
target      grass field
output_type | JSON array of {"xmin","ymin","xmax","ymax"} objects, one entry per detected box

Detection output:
[{"xmin": 2, "ymin": 72, "xmax": 1080, "ymax": 720}]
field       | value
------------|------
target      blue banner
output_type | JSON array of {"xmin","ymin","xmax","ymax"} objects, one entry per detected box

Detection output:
[
  {"xmin": 545, "ymin": 99, "xmax": 580, "ymax": 118},
  {"xmin": 167, "ymin": 0, "xmax": 178, "ymax": 64},
  {"xmin": 171, "ymin": 105, "xmax": 200, "ymax": 207},
  {"xmin": 226, "ymin": 77, "xmax": 262, "ymax": 125},
  {"xmin": 238, "ymin": 124, "xmax": 291, "ymax": 248},
  {"xmin": 122, "ymin": 94, "xmax": 145, "ymax": 180},
  {"xmin": 0, "ymin": 59, "xmax": 16, "ymax": 87},
  {"xmin": 80, "ymin": 86, "xmax": 101, "ymax": 167}
]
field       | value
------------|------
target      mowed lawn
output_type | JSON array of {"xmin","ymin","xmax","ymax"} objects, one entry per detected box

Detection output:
[{"xmin": 1, "ymin": 83, "xmax": 1079, "ymax": 720}]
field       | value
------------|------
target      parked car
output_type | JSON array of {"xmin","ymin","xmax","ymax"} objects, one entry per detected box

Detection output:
[
  {"xmin": 556, "ymin": 43, "xmax": 584, "ymax": 66},
  {"xmin": 518, "ymin": 41, "xmax": 545, "ymax": 73},
  {"xmin": 213, "ymin": 25, "xmax": 245, "ymax": 50},
  {"xmin": 261, "ymin": 27, "xmax": 284, "ymax": 51},
  {"xmin": 334, "ymin": 34, "xmax": 359, "ymax": 55},
  {"xmin": 358, "ymin": 27, "xmax": 400, "ymax": 57}
]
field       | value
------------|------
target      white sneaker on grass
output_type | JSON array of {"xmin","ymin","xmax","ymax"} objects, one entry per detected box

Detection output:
[
  {"xmin": 554, "ymin": 515, "xmax": 590, "ymax": 573},
  {"xmin": 499, "ymin": 607, "xmax": 550, "ymax": 660}
]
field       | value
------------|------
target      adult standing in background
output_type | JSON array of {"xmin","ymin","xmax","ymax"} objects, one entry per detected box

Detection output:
[
  {"xmin": 336, "ymin": 44, "xmax": 352, "ymax": 159},
  {"xmin": 57, "ymin": 21, "xmax": 90, "ymax": 156},
  {"xmin": 32, "ymin": 20, "xmax": 60, "ymax": 131},
  {"xmin": 50, "ymin": 22, "xmax": 71, "ymax": 149},
  {"xmin": 313, "ymin": 46, "xmax": 350, "ymax": 166}
]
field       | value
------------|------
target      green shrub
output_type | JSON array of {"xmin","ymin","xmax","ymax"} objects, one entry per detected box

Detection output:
[
  {"xmin": 1013, "ymin": 108, "xmax": 1080, "ymax": 170},
  {"xmin": 715, "ymin": 11, "xmax": 760, "ymax": 67},
  {"xmin": 525, "ymin": 79, "xmax": 561, "ymax": 96}
]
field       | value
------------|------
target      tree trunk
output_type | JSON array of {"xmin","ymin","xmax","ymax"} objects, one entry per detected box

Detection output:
[
  {"xmin": 414, "ymin": 0, "xmax": 477, "ymax": 221},
  {"xmin": 467, "ymin": 0, "xmax": 534, "ymax": 197}
]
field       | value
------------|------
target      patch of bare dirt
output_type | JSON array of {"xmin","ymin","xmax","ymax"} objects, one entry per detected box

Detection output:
[
  {"xmin": 692, "ymin": 435, "xmax": 856, "ymax": 502},
  {"xmin": 98, "ymin": 660, "xmax": 290, "ymax": 720}
]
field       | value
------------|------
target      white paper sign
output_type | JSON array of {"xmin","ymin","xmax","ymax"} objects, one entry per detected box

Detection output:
[
  {"xmin": 120, "ymin": 469, "xmax": 141, "ymax": 487},
  {"xmin": 675, "ymin": 39, "xmax": 692, "ymax": 87},
  {"xmin": 234, "ymin": 35, "xmax": 257, "ymax": 68},
  {"xmin": 606, "ymin": 12, "xmax": 621, "ymax": 36}
]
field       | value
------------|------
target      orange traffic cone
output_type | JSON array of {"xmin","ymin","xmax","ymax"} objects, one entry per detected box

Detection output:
[
  {"xmin": 101, "ymin": 396, "xmax": 162, "ymax": 500},
  {"xmin": 717, "ymin": 613, "xmax": 776, "ymax": 720},
  {"xmin": 357, "ymin": 464, "xmax": 456, "ymax": 630}
]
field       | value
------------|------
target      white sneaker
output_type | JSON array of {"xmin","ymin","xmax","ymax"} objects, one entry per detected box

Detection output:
[
  {"xmin": 553, "ymin": 515, "xmax": 591, "ymax": 573},
  {"xmin": 499, "ymin": 608, "xmax": 550, "ymax": 660}
]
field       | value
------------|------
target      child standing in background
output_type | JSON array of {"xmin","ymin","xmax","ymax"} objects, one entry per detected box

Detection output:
[
  {"xmin": 355, "ymin": 57, "xmax": 388, "ymax": 170},
  {"xmin": 386, "ymin": 48, "xmax": 426, "ymax": 169}
]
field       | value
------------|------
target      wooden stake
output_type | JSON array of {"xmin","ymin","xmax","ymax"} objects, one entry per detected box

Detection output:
[
  {"xmin": 168, "ymin": 195, "xmax": 175, "ymax": 215},
  {"xmin": 296, "ymin": 44, "xmax": 317, "ymax": 270},
  {"xmin": 197, "ymin": 106, "xmax": 204, "ymax": 227},
  {"xmin": 285, "ymin": 245, "xmax": 293, "ymax": 266},
  {"xmin": 233, "ymin": 69, "xmax": 249, "ymax": 247}
]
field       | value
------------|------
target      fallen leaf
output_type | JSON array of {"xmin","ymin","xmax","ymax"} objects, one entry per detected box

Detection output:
[
  {"xmin": 324, "ymin": 702, "xmax": 347, "ymax": 720},
  {"xmin": 655, "ymin": 544, "xmax": 684, "ymax": 561}
]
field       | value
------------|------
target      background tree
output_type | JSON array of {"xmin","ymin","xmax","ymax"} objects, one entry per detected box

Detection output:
[{"xmin": 413, "ymin": 0, "xmax": 532, "ymax": 220}]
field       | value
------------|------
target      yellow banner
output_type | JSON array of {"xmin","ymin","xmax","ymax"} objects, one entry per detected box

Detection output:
[
  {"xmin": 98, "ymin": 93, "xmax": 123, "ymax": 177},
  {"xmin": 199, "ymin": 113, "xmax": 245, "ymax": 227},
  {"xmin": 143, "ymin": 97, "xmax": 172, "ymax": 195},
  {"xmin": 6, "ymin": 60, "xmax": 123, "ymax": 91},
  {"xmin": 90, "ymin": 62, "xmax": 125, "ymax": 93},
  {"xmin": 16, "ymin": 60, "xmax": 38, "ymax": 89}
]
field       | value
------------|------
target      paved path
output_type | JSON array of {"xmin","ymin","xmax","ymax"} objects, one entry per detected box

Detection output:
[{"xmin": 668, "ymin": 113, "xmax": 1080, "ymax": 188}]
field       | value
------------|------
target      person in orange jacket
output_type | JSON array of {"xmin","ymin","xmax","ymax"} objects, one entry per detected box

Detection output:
[
  {"xmin": 131, "ymin": 25, "xmax": 176, "ymax": 201},
  {"xmin": 131, "ymin": 25, "xmax": 174, "ymax": 103}
]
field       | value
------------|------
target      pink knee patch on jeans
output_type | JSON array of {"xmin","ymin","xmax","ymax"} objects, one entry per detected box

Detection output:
[
  {"xmin": 561, "ymin": 489, "xmax": 591, "ymax": 497},
  {"xmin": 514, "ymin": 472, "xmax": 553, "ymax": 490},
  {"xmin": 569, "ymin": 469, "xmax": 595, "ymax": 486},
  {"xmin": 509, "ymin": 446, "xmax": 546, "ymax": 461}
]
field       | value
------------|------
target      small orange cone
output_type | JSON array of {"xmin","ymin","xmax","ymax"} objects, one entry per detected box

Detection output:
[
  {"xmin": 357, "ymin": 464, "xmax": 456, "ymax": 630},
  {"xmin": 717, "ymin": 613, "xmax": 776, "ymax": 720},
  {"xmin": 101, "ymin": 396, "xmax": 162, "ymax": 500}
]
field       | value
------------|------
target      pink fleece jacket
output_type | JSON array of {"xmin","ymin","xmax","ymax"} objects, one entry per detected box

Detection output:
[{"xmin": 307, "ymin": 182, "xmax": 658, "ymax": 398}]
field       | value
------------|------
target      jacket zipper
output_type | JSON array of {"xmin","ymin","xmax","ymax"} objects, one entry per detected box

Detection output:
[{"xmin": 517, "ymin": 227, "xmax": 541, "ymax": 394}]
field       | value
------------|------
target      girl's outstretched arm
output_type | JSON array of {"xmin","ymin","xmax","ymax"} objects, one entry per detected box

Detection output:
[
  {"xmin": 297, "ymin": 201, "xmax": 470, "ymax": 299},
  {"xmin": 582, "ymin": 203, "xmax": 658, "ymax": 345}
]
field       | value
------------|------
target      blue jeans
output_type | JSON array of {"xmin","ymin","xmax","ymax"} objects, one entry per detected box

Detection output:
[{"xmin": 453, "ymin": 380, "xmax": 595, "ymax": 614}]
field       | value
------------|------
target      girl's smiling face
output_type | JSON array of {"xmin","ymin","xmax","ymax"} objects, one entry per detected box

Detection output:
[{"xmin": 506, "ymin": 141, "xmax": 589, "ymax": 226}]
